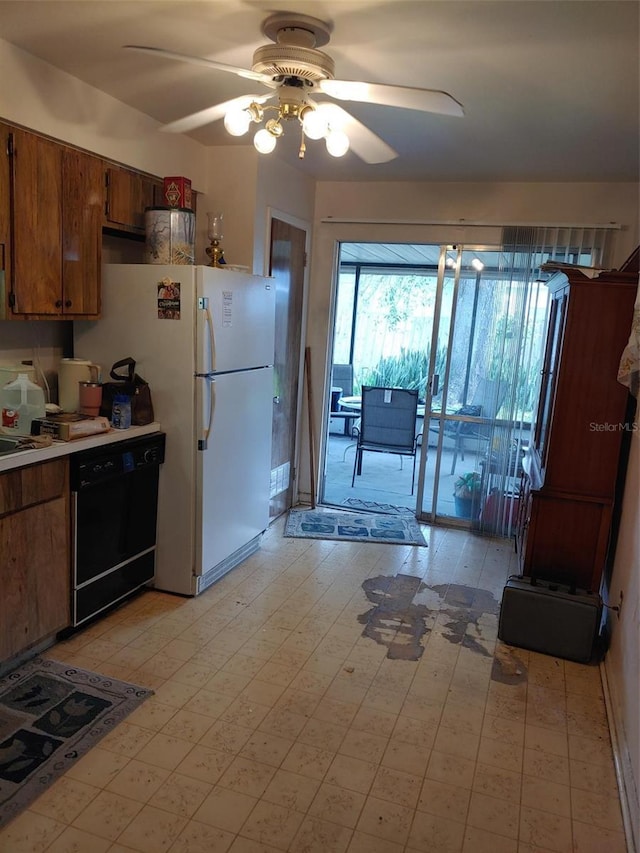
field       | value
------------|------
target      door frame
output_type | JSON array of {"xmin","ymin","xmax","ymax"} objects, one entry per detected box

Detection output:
[
  {"xmin": 265, "ymin": 206, "xmax": 311, "ymax": 511},
  {"xmin": 320, "ymin": 240, "xmax": 513, "ymax": 525}
]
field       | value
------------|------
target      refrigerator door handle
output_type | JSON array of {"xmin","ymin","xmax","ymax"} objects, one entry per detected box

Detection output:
[
  {"xmin": 198, "ymin": 296, "xmax": 216, "ymax": 375},
  {"xmin": 198, "ymin": 376, "xmax": 215, "ymax": 451}
]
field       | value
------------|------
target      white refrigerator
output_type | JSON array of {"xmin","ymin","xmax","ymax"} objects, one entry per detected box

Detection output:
[{"xmin": 74, "ymin": 264, "xmax": 275, "ymax": 596}]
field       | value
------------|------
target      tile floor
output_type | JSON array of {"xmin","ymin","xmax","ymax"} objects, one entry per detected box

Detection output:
[{"xmin": 0, "ymin": 517, "xmax": 627, "ymax": 853}]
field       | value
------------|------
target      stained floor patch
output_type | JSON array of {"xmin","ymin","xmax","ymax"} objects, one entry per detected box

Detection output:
[
  {"xmin": 491, "ymin": 644, "xmax": 528, "ymax": 685},
  {"xmin": 429, "ymin": 584, "xmax": 501, "ymax": 658},
  {"xmin": 358, "ymin": 576, "xmax": 500, "ymax": 661},
  {"xmin": 358, "ymin": 574, "xmax": 431, "ymax": 660}
]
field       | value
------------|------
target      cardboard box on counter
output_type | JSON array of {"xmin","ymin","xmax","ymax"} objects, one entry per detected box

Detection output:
[{"xmin": 31, "ymin": 414, "xmax": 111, "ymax": 441}]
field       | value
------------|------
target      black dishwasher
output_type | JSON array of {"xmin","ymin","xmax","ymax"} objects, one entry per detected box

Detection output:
[{"xmin": 70, "ymin": 432, "xmax": 165, "ymax": 626}]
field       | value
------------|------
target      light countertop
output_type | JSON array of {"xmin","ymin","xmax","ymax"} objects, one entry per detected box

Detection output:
[{"xmin": 0, "ymin": 422, "xmax": 162, "ymax": 473}]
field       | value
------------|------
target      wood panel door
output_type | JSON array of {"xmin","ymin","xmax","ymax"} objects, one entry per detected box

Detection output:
[
  {"xmin": 0, "ymin": 459, "xmax": 70, "ymax": 660},
  {"xmin": 62, "ymin": 148, "xmax": 103, "ymax": 316},
  {"xmin": 268, "ymin": 217, "xmax": 306, "ymax": 520},
  {"xmin": 10, "ymin": 129, "xmax": 63, "ymax": 314},
  {"xmin": 104, "ymin": 166, "xmax": 160, "ymax": 233}
]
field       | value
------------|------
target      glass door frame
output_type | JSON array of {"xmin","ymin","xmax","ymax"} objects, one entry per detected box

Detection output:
[
  {"xmin": 415, "ymin": 243, "xmax": 505, "ymax": 526},
  {"xmin": 415, "ymin": 243, "xmax": 458, "ymax": 523}
]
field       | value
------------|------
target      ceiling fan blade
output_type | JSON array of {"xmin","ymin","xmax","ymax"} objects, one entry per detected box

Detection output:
[
  {"xmin": 160, "ymin": 94, "xmax": 272, "ymax": 134},
  {"xmin": 318, "ymin": 79, "xmax": 464, "ymax": 117},
  {"xmin": 124, "ymin": 45, "xmax": 274, "ymax": 85},
  {"xmin": 315, "ymin": 103, "xmax": 397, "ymax": 164}
]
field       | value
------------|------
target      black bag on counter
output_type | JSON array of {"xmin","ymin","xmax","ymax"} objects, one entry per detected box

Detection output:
[{"xmin": 100, "ymin": 357, "xmax": 155, "ymax": 426}]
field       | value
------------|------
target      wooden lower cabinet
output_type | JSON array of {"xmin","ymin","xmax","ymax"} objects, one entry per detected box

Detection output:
[
  {"xmin": 519, "ymin": 479, "xmax": 613, "ymax": 591},
  {"xmin": 0, "ymin": 459, "xmax": 70, "ymax": 661}
]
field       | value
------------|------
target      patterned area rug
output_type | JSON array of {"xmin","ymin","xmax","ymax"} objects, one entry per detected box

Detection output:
[
  {"xmin": 341, "ymin": 497, "xmax": 415, "ymax": 516},
  {"xmin": 0, "ymin": 657, "xmax": 153, "ymax": 827},
  {"xmin": 284, "ymin": 509, "xmax": 427, "ymax": 546}
]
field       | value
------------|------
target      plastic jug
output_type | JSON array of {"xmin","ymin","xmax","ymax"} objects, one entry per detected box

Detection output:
[{"xmin": 1, "ymin": 373, "xmax": 46, "ymax": 435}]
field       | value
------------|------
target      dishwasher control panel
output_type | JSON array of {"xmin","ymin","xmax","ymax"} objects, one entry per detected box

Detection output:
[{"xmin": 71, "ymin": 433, "xmax": 166, "ymax": 489}]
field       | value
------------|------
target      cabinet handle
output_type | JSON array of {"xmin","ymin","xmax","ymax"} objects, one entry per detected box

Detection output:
[
  {"xmin": 55, "ymin": 299, "xmax": 62, "ymax": 308},
  {"xmin": 65, "ymin": 299, "xmax": 72, "ymax": 308}
]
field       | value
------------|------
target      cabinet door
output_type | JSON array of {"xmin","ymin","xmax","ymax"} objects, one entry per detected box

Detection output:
[
  {"xmin": 534, "ymin": 290, "xmax": 567, "ymax": 467},
  {"xmin": 62, "ymin": 148, "xmax": 102, "ymax": 316},
  {"xmin": 0, "ymin": 459, "xmax": 70, "ymax": 661},
  {"xmin": 9, "ymin": 128, "xmax": 63, "ymax": 315},
  {"xmin": 104, "ymin": 166, "xmax": 161, "ymax": 233},
  {"xmin": 0, "ymin": 123, "xmax": 11, "ymax": 319}
]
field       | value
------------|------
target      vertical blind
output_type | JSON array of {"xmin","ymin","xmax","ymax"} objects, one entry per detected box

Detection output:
[{"xmin": 472, "ymin": 225, "xmax": 618, "ymax": 537}]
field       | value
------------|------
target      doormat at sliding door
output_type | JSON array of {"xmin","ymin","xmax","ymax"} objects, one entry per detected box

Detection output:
[
  {"xmin": 341, "ymin": 497, "xmax": 415, "ymax": 516},
  {"xmin": 0, "ymin": 657, "xmax": 153, "ymax": 827},
  {"xmin": 284, "ymin": 509, "xmax": 427, "ymax": 546}
]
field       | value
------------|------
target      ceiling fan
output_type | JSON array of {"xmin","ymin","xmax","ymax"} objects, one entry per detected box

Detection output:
[{"xmin": 125, "ymin": 12, "xmax": 464, "ymax": 163}]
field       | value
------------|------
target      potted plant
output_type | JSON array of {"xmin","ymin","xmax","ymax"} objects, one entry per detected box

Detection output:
[{"xmin": 453, "ymin": 472, "xmax": 482, "ymax": 519}]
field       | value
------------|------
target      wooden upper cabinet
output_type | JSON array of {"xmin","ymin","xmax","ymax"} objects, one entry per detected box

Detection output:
[
  {"xmin": 9, "ymin": 128, "xmax": 63, "ymax": 315},
  {"xmin": 62, "ymin": 148, "xmax": 102, "ymax": 316},
  {"xmin": 0, "ymin": 124, "xmax": 12, "ymax": 306},
  {"xmin": 4, "ymin": 126, "xmax": 102, "ymax": 318},
  {"xmin": 104, "ymin": 165, "xmax": 161, "ymax": 234},
  {"xmin": 0, "ymin": 120, "xmax": 167, "ymax": 319}
]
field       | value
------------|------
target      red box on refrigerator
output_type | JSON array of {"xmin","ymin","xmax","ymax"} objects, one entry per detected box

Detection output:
[{"xmin": 163, "ymin": 176, "xmax": 192, "ymax": 209}]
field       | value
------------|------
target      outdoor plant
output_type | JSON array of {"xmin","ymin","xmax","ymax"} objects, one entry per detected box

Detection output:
[
  {"xmin": 356, "ymin": 346, "xmax": 447, "ymax": 397},
  {"xmin": 453, "ymin": 472, "xmax": 481, "ymax": 499}
]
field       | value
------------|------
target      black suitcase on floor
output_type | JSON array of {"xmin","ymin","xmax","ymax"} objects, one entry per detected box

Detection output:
[{"xmin": 498, "ymin": 575, "xmax": 602, "ymax": 663}]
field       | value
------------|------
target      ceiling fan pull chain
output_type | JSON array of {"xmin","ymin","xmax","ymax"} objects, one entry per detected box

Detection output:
[{"xmin": 298, "ymin": 125, "xmax": 307, "ymax": 160}]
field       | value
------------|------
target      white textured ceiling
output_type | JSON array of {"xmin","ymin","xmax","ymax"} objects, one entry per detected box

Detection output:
[{"xmin": 0, "ymin": 0, "xmax": 638, "ymax": 182}]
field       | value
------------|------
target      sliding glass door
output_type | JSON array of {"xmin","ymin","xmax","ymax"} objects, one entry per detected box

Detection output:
[
  {"xmin": 323, "ymin": 254, "xmax": 439, "ymax": 513},
  {"xmin": 322, "ymin": 227, "xmax": 616, "ymax": 535},
  {"xmin": 417, "ymin": 246, "xmax": 547, "ymax": 534}
]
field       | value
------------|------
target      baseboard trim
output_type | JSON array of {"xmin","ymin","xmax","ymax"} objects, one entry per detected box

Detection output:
[{"xmin": 600, "ymin": 659, "xmax": 638, "ymax": 853}]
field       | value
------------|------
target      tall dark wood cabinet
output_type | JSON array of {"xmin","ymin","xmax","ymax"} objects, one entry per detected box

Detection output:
[{"xmin": 516, "ymin": 266, "xmax": 637, "ymax": 592}]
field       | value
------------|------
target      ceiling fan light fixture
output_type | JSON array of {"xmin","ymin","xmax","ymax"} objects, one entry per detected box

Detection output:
[
  {"xmin": 131, "ymin": 12, "xmax": 462, "ymax": 165},
  {"xmin": 265, "ymin": 117, "xmax": 284, "ymax": 137},
  {"xmin": 224, "ymin": 108, "xmax": 251, "ymax": 136},
  {"xmin": 254, "ymin": 127, "xmax": 277, "ymax": 153},
  {"xmin": 325, "ymin": 128, "xmax": 349, "ymax": 158},
  {"xmin": 302, "ymin": 108, "xmax": 328, "ymax": 140}
]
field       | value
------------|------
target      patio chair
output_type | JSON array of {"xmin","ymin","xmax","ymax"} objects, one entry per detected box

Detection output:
[
  {"xmin": 329, "ymin": 363, "xmax": 357, "ymax": 435},
  {"xmin": 432, "ymin": 378, "xmax": 505, "ymax": 475},
  {"xmin": 351, "ymin": 386, "xmax": 420, "ymax": 494}
]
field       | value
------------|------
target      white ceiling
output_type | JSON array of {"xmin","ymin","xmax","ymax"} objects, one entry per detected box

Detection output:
[{"xmin": 0, "ymin": 0, "xmax": 638, "ymax": 183}]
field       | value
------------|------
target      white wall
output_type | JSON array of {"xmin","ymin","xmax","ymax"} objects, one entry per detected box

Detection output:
[
  {"xmin": 0, "ymin": 39, "xmax": 207, "ymax": 186},
  {"xmin": 255, "ymin": 155, "xmax": 316, "ymax": 275},
  {"xmin": 606, "ymin": 402, "xmax": 640, "ymax": 848}
]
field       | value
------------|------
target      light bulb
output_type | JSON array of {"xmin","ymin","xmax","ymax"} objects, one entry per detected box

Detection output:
[
  {"xmin": 325, "ymin": 129, "xmax": 350, "ymax": 158},
  {"xmin": 302, "ymin": 109, "xmax": 328, "ymax": 140},
  {"xmin": 471, "ymin": 258, "xmax": 485, "ymax": 271},
  {"xmin": 224, "ymin": 108, "xmax": 251, "ymax": 136},
  {"xmin": 254, "ymin": 128, "xmax": 277, "ymax": 154}
]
